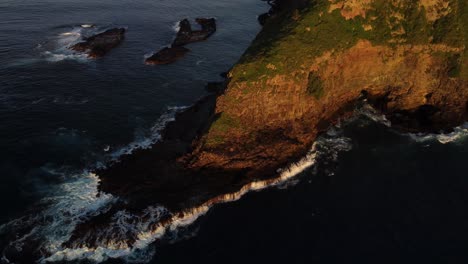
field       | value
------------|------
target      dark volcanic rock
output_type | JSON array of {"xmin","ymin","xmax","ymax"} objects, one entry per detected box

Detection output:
[
  {"xmin": 172, "ymin": 18, "xmax": 216, "ymax": 47},
  {"xmin": 70, "ymin": 28, "xmax": 126, "ymax": 58},
  {"xmin": 146, "ymin": 18, "xmax": 216, "ymax": 65},
  {"xmin": 145, "ymin": 46, "xmax": 190, "ymax": 65}
]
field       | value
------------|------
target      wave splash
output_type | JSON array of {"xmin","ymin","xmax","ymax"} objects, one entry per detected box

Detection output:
[
  {"xmin": 42, "ymin": 130, "xmax": 352, "ymax": 263},
  {"xmin": 39, "ymin": 26, "xmax": 92, "ymax": 63},
  {"xmin": 0, "ymin": 106, "xmax": 187, "ymax": 263},
  {"xmin": 108, "ymin": 106, "xmax": 188, "ymax": 161},
  {"xmin": 0, "ymin": 172, "xmax": 116, "ymax": 263},
  {"xmin": 409, "ymin": 123, "xmax": 468, "ymax": 144}
]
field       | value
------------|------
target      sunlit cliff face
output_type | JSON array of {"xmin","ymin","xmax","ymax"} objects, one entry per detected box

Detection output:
[{"xmin": 189, "ymin": 0, "xmax": 468, "ymax": 172}]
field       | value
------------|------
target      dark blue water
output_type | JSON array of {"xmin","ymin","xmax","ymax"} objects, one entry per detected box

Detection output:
[
  {"xmin": 152, "ymin": 118, "xmax": 468, "ymax": 264},
  {"xmin": 0, "ymin": 0, "xmax": 266, "ymax": 223},
  {"xmin": 2, "ymin": 1, "xmax": 468, "ymax": 263}
]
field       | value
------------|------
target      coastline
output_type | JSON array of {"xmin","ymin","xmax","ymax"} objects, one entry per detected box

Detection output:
[
  {"xmin": 2, "ymin": 0, "xmax": 468, "ymax": 262},
  {"xmin": 68, "ymin": 0, "xmax": 468, "ymax": 254}
]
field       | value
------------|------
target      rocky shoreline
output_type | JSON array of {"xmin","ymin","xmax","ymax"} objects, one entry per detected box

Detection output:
[
  {"xmin": 61, "ymin": 0, "xmax": 468, "ymax": 252},
  {"xmin": 4, "ymin": 0, "xmax": 467, "ymax": 262}
]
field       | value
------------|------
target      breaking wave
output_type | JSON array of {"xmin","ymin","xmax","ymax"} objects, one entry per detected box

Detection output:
[
  {"xmin": 109, "ymin": 106, "xmax": 188, "ymax": 161},
  {"xmin": 42, "ymin": 130, "xmax": 352, "ymax": 263},
  {"xmin": 38, "ymin": 26, "xmax": 91, "ymax": 63},
  {"xmin": 1, "ymin": 105, "xmax": 352, "ymax": 263},
  {"xmin": 408, "ymin": 123, "xmax": 468, "ymax": 144},
  {"xmin": 0, "ymin": 106, "xmax": 187, "ymax": 263},
  {"xmin": 171, "ymin": 21, "xmax": 181, "ymax": 33},
  {"xmin": 0, "ymin": 171, "xmax": 116, "ymax": 263}
]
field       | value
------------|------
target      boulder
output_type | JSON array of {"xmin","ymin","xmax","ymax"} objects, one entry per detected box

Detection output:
[{"xmin": 70, "ymin": 28, "xmax": 126, "ymax": 58}]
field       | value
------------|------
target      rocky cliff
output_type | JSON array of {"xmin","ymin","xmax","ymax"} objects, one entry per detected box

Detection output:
[{"xmin": 187, "ymin": 0, "xmax": 468, "ymax": 178}]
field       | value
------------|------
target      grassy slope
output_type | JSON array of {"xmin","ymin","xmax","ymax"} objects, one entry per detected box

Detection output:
[{"xmin": 206, "ymin": 0, "xmax": 467, "ymax": 146}]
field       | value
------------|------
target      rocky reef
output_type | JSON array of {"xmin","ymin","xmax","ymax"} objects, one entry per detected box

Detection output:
[{"xmin": 70, "ymin": 28, "xmax": 126, "ymax": 58}]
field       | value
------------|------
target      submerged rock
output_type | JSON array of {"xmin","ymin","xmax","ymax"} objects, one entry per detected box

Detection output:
[
  {"xmin": 172, "ymin": 18, "xmax": 216, "ymax": 47},
  {"xmin": 145, "ymin": 46, "xmax": 190, "ymax": 65},
  {"xmin": 70, "ymin": 28, "xmax": 126, "ymax": 58}
]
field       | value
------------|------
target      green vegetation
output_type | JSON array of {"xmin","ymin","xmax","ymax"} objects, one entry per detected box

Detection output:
[
  {"xmin": 230, "ymin": 0, "xmax": 371, "ymax": 84},
  {"xmin": 307, "ymin": 72, "xmax": 324, "ymax": 99},
  {"xmin": 447, "ymin": 53, "xmax": 462, "ymax": 77},
  {"xmin": 205, "ymin": 113, "xmax": 242, "ymax": 147},
  {"xmin": 230, "ymin": 0, "xmax": 467, "ymax": 85},
  {"xmin": 457, "ymin": 0, "xmax": 468, "ymax": 79},
  {"xmin": 209, "ymin": 113, "xmax": 241, "ymax": 133},
  {"xmin": 205, "ymin": 0, "xmax": 468, "ymax": 147}
]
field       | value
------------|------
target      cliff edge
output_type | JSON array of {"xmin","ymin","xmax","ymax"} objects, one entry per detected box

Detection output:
[{"xmin": 188, "ymin": 0, "xmax": 468, "ymax": 178}]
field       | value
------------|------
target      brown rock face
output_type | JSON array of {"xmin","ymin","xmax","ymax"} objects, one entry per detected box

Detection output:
[
  {"xmin": 70, "ymin": 28, "xmax": 126, "ymax": 58},
  {"xmin": 187, "ymin": 0, "xmax": 468, "ymax": 177}
]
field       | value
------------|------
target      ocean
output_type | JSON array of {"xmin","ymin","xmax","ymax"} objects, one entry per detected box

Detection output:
[{"xmin": 1, "ymin": 0, "xmax": 468, "ymax": 263}]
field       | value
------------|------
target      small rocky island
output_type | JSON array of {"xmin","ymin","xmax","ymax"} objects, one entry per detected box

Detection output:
[
  {"xmin": 145, "ymin": 18, "xmax": 216, "ymax": 65},
  {"xmin": 70, "ymin": 28, "xmax": 126, "ymax": 58}
]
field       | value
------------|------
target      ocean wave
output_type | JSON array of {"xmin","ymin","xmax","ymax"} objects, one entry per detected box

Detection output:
[
  {"xmin": 43, "ymin": 130, "xmax": 352, "ymax": 263},
  {"xmin": 36, "ymin": 25, "xmax": 103, "ymax": 63},
  {"xmin": 355, "ymin": 103, "xmax": 391, "ymax": 127},
  {"xmin": 2, "ymin": 106, "xmax": 352, "ymax": 263},
  {"xmin": 109, "ymin": 106, "xmax": 188, "ymax": 161},
  {"xmin": 0, "ymin": 107, "xmax": 188, "ymax": 263},
  {"xmin": 81, "ymin": 24, "xmax": 95, "ymax": 28},
  {"xmin": 1, "ymin": 171, "xmax": 116, "ymax": 264},
  {"xmin": 171, "ymin": 21, "xmax": 181, "ymax": 33},
  {"xmin": 408, "ymin": 123, "xmax": 468, "ymax": 144},
  {"xmin": 42, "ymin": 51, "xmax": 89, "ymax": 63}
]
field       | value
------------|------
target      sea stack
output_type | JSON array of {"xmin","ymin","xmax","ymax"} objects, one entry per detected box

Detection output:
[
  {"xmin": 145, "ymin": 18, "xmax": 216, "ymax": 65},
  {"xmin": 70, "ymin": 28, "xmax": 126, "ymax": 58}
]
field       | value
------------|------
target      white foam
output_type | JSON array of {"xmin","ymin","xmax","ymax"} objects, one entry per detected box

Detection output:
[
  {"xmin": 42, "ymin": 51, "xmax": 89, "ymax": 62},
  {"xmin": 109, "ymin": 106, "xmax": 188, "ymax": 160},
  {"xmin": 57, "ymin": 27, "xmax": 83, "ymax": 46},
  {"xmin": 172, "ymin": 21, "xmax": 181, "ymax": 33},
  {"xmin": 356, "ymin": 103, "xmax": 391, "ymax": 127},
  {"xmin": 44, "ymin": 133, "xmax": 352, "ymax": 263},
  {"xmin": 60, "ymin": 32, "xmax": 81, "ymax": 37},
  {"xmin": 1, "ymin": 171, "xmax": 116, "ymax": 263},
  {"xmin": 3, "ymin": 105, "xmax": 353, "ymax": 263},
  {"xmin": 409, "ymin": 122, "xmax": 468, "ymax": 144},
  {"xmin": 81, "ymin": 24, "xmax": 95, "ymax": 28}
]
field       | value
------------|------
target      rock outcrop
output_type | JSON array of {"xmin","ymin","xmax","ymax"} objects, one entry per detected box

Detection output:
[
  {"xmin": 172, "ymin": 18, "xmax": 217, "ymax": 47},
  {"xmin": 146, "ymin": 18, "xmax": 216, "ymax": 65},
  {"xmin": 187, "ymin": 0, "xmax": 468, "ymax": 177},
  {"xmin": 145, "ymin": 46, "xmax": 190, "ymax": 65},
  {"xmin": 36, "ymin": 0, "xmax": 468, "ymax": 257},
  {"xmin": 70, "ymin": 28, "xmax": 126, "ymax": 58}
]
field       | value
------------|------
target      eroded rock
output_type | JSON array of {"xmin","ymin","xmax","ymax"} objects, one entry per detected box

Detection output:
[
  {"xmin": 145, "ymin": 46, "xmax": 190, "ymax": 65},
  {"xmin": 172, "ymin": 18, "xmax": 217, "ymax": 47},
  {"xmin": 146, "ymin": 18, "xmax": 216, "ymax": 65},
  {"xmin": 70, "ymin": 28, "xmax": 126, "ymax": 58}
]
